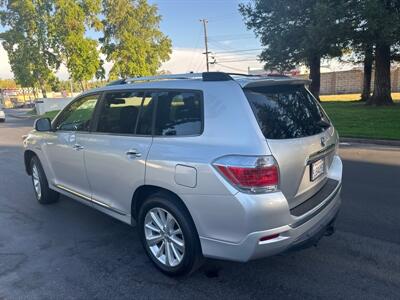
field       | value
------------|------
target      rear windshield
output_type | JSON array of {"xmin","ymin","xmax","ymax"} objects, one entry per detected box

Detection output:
[{"xmin": 244, "ymin": 85, "xmax": 330, "ymax": 139}]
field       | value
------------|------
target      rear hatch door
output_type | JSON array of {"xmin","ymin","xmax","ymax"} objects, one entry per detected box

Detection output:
[{"xmin": 243, "ymin": 83, "xmax": 338, "ymax": 208}]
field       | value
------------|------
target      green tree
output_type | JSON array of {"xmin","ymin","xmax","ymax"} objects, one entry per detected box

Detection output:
[
  {"xmin": 239, "ymin": 0, "xmax": 348, "ymax": 100},
  {"xmin": 1, "ymin": 34, "xmax": 36, "ymax": 90},
  {"xmin": 100, "ymin": 0, "xmax": 172, "ymax": 79},
  {"xmin": 95, "ymin": 59, "xmax": 106, "ymax": 80},
  {"xmin": 52, "ymin": 0, "xmax": 102, "ymax": 91},
  {"xmin": 341, "ymin": 0, "xmax": 375, "ymax": 102},
  {"xmin": 342, "ymin": 0, "xmax": 400, "ymax": 105},
  {"xmin": 0, "ymin": 0, "xmax": 60, "ymax": 98},
  {"xmin": 360, "ymin": 46, "xmax": 374, "ymax": 102},
  {"xmin": 361, "ymin": 0, "xmax": 400, "ymax": 105},
  {"xmin": 0, "ymin": 0, "xmax": 60, "ymax": 97}
]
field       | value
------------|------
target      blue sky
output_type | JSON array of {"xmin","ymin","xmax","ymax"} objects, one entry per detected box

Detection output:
[
  {"xmin": 0, "ymin": 0, "xmax": 354, "ymax": 79},
  {"xmin": 0, "ymin": 0, "xmax": 265, "ymax": 79},
  {"xmin": 147, "ymin": 0, "xmax": 259, "ymax": 49},
  {"xmin": 146, "ymin": 0, "xmax": 264, "ymax": 73},
  {"xmin": 0, "ymin": 0, "xmax": 265, "ymax": 78}
]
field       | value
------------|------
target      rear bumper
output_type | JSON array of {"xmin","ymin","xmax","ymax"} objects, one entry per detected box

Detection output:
[{"xmin": 199, "ymin": 184, "xmax": 341, "ymax": 262}]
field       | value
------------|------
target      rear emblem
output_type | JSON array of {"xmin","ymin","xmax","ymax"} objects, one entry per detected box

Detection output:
[{"xmin": 320, "ymin": 137, "xmax": 326, "ymax": 147}]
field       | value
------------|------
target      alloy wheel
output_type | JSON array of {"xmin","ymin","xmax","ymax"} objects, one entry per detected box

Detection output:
[
  {"xmin": 32, "ymin": 164, "xmax": 41, "ymax": 199},
  {"xmin": 144, "ymin": 207, "xmax": 185, "ymax": 267}
]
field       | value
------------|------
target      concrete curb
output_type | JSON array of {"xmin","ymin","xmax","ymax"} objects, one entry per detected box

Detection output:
[
  {"xmin": 7, "ymin": 114, "xmax": 36, "ymax": 120},
  {"xmin": 340, "ymin": 137, "xmax": 400, "ymax": 147}
]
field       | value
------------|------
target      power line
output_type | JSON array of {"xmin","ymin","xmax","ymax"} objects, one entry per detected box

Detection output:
[
  {"xmin": 215, "ymin": 52, "xmax": 260, "ymax": 59},
  {"xmin": 208, "ymin": 38, "xmax": 240, "ymax": 51},
  {"xmin": 208, "ymin": 33, "xmax": 254, "ymax": 39},
  {"xmin": 188, "ymin": 50, "xmax": 204, "ymax": 73},
  {"xmin": 215, "ymin": 63, "xmax": 248, "ymax": 73},
  {"xmin": 186, "ymin": 27, "xmax": 203, "ymax": 71},
  {"xmin": 209, "ymin": 36, "xmax": 255, "ymax": 42},
  {"xmin": 213, "ymin": 48, "xmax": 262, "ymax": 54},
  {"xmin": 217, "ymin": 58, "xmax": 260, "ymax": 63},
  {"xmin": 193, "ymin": 53, "xmax": 205, "ymax": 72}
]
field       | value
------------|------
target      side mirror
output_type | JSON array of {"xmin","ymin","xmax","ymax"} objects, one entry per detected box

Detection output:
[{"xmin": 34, "ymin": 118, "xmax": 52, "ymax": 132}]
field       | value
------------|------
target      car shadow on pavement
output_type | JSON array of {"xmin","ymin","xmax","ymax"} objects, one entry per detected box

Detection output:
[{"xmin": 1, "ymin": 141, "xmax": 400, "ymax": 298}]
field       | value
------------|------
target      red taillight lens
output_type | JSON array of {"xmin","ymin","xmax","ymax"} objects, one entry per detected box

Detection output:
[
  {"xmin": 213, "ymin": 156, "xmax": 279, "ymax": 193},
  {"xmin": 259, "ymin": 233, "xmax": 280, "ymax": 242},
  {"xmin": 216, "ymin": 165, "xmax": 278, "ymax": 187}
]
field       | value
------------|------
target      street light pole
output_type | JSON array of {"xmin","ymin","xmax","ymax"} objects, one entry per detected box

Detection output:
[{"xmin": 200, "ymin": 19, "xmax": 210, "ymax": 72}]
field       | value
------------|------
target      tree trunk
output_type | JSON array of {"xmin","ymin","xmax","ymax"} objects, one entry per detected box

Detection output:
[
  {"xmin": 79, "ymin": 80, "xmax": 85, "ymax": 92},
  {"xmin": 39, "ymin": 79, "xmax": 47, "ymax": 98},
  {"xmin": 69, "ymin": 80, "xmax": 74, "ymax": 96},
  {"xmin": 22, "ymin": 88, "xmax": 26, "ymax": 102},
  {"xmin": 367, "ymin": 43, "xmax": 393, "ymax": 105},
  {"xmin": 308, "ymin": 54, "xmax": 321, "ymax": 102},
  {"xmin": 32, "ymin": 86, "xmax": 38, "ymax": 100},
  {"xmin": 360, "ymin": 46, "xmax": 373, "ymax": 102}
]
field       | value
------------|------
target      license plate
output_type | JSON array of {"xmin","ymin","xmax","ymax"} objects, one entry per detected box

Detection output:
[{"xmin": 310, "ymin": 159, "xmax": 325, "ymax": 181}]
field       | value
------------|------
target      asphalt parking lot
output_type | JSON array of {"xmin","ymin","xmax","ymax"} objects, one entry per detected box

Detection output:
[{"xmin": 1, "ymin": 110, "xmax": 399, "ymax": 299}]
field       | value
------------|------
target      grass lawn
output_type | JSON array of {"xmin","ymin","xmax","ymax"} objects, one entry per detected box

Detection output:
[
  {"xmin": 320, "ymin": 92, "xmax": 400, "ymax": 102},
  {"xmin": 322, "ymin": 101, "xmax": 400, "ymax": 140}
]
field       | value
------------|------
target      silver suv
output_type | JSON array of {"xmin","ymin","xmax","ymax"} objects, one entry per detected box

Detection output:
[{"xmin": 24, "ymin": 72, "xmax": 342, "ymax": 276}]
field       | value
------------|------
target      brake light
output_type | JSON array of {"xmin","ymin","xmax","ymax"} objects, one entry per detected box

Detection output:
[{"xmin": 213, "ymin": 155, "xmax": 279, "ymax": 193}]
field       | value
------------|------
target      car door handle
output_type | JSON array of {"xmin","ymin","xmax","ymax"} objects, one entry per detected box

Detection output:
[
  {"xmin": 73, "ymin": 144, "xmax": 84, "ymax": 151},
  {"xmin": 126, "ymin": 149, "xmax": 141, "ymax": 157}
]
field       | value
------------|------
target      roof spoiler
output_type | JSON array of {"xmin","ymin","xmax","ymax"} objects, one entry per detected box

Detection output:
[{"xmin": 240, "ymin": 78, "xmax": 311, "ymax": 88}]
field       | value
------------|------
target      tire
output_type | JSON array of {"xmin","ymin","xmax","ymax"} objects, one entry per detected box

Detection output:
[
  {"xmin": 138, "ymin": 192, "xmax": 203, "ymax": 276},
  {"xmin": 30, "ymin": 156, "xmax": 59, "ymax": 204}
]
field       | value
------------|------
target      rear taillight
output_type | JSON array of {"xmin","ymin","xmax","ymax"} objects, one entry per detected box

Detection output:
[{"xmin": 213, "ymin": 155, "xmax": 279, "ymax": 193}]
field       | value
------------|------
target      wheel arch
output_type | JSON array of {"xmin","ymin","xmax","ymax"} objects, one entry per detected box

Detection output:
[
  {"xmin": 131, "ymin": 185, "xmax": 199, "ymax": 235},
  {"xmin": 24, "ymin": 150, "xmax": 37, "ymax": 175}
]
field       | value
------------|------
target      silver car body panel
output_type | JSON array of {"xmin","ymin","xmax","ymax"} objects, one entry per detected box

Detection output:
[
  {"xmin": 24, "ymin": 74, "xmax": 342, "ymax": 262},
  {"xmin": 81, "ymin": 133, "xmax": 153, "ymax": 212}
]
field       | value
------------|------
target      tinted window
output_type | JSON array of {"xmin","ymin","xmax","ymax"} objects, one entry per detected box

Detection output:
[
  {"xmin": 245, "ymin": 85, "xmax": 330, "ymax": 139},
  {"xmin": 136, "ymin": 93, "xmax": 155, "ymax": 135},
  {"xmin": 154, "ymin": 91, "xmax": 203, "ymax": 136},
  {"xmin": 56, "ymin": 94, "xmax": 99, "ymax": 131},
  {"xmin": 97, "ymin": 91, "xmax": 144, "ymax": 134}
]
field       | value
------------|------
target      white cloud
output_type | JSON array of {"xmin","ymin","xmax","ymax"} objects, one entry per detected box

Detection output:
[
  {"xmin": 161, "ymin": 47, "xmax": 264, "ymax": 74},
  {"xmin": 0, "ymin": 45, "xmax": 266, "ymax": 80},
  {"xmin": 0, "ymin": 45, "xmax": 13, "ymax": 79}
]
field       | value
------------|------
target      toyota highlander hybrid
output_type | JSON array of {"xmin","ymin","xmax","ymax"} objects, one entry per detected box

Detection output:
[{"xmin": 23, "ymin": 72, "xmax": 342, "ymax": 276}]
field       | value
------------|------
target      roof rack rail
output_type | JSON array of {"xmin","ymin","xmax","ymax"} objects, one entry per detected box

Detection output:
[
  {"xmin": 264, "ymin": 73, "xmax": 290, "ymax": 78},
  {"xmin": 106, "ymin": 79, "xmax": 128, "ymax": 86},
  {"xmin": 107, "ymin": 72, "xmax": 234, "ymax": 85},
  {"xmin": 227, "ymin": 72, "xmax": 258, "ymax": 77},
  {"xmin": 124, "ymin": 73, "xmax": 202, "ymax": 83}
]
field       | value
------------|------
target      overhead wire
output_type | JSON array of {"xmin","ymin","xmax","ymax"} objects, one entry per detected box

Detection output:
[
  {"xmin": 186, "ymin": 26, "xmax": 204, "ymax": 71},
  {"xmin": 214, "ymin": 63, "xmax": 248, "ymax": 73}
]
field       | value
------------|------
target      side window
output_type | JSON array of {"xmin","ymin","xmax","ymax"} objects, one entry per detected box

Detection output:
[
  {"xmin": 154, "ymin": 91, "xmax": 203, "ymax": 136},
  {"xmin": 136, "ymin": 92, "xmax": 155, "ymax": 135},
  {"xmin": 96, "ymin": 91, "xmax": 144, "ymax": 134},
  {"xmin": 55, "ymin": 94, "xmax": 99, "ymax": 131}
]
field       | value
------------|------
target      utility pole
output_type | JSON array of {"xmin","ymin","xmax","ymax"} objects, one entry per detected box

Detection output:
[{"xmin": 200, "ymin": 19, "xmax": 210, "ymax": 72}]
